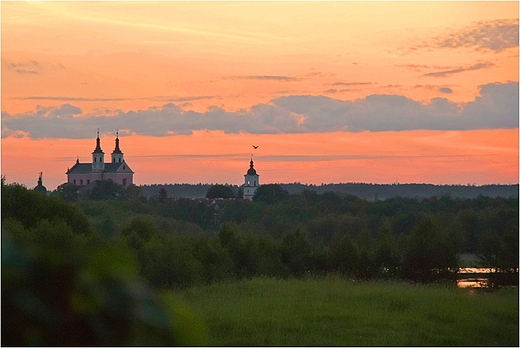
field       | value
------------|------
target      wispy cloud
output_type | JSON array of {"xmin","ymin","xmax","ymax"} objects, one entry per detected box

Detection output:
[
  {"xmin": 152, "ymin": 95, "xmax": 216, "ymax": 103},
  {"xmin": 330, "ymin": 82, "xmax": 375, "ymax": 86},
  {"xmin": 14, "ymin": 69, "xmax": 38, "ymax": 75},
  {"xmin": 4, "ymin": 60, "xmax": 40, "ymax": 75},
  {"xmin": 406, "ymin": 18, "xmax": 519, "ymax": 53},
  {"xmin": 60, "ymin": 8, "xmax": 275, "ymax": 45},
  {"xmin": 422, "ymin": 62, "xmax": 494, "ymax": 78},
  {"xmin": 12, "ymin": 95, "xmax": 216, "ymax": 103},
  {"xmin": 412, "ymin": 84, "xmax": 455, "ymax": 93},
  {"xmin": 257, "ymin": 153, "xmax": 495, "ymax": 163},
  {"xmin": 3, "ymin": 60, "xmax": 65, "ymax": 75},
  {"xmin": 398, "ymin": 64, "xmax": 453, "ymax": 72},
  {"xmin": 431, "ymin": 18, "xmax": 519, "ymax": 52},
  {"xmin": 324, "ymin": 88, "xmax": 361, "ymax": 94},
  {"xmin": 222, "ymin": 75, "xmax": 299, "ymax": 82},
  {"xmin": 15, "ymin": 96, "xmax": 132, "ymax": 102},
  {"xmin": 2, "ymin": 82, "xmax": 518, "ymax": 139}
]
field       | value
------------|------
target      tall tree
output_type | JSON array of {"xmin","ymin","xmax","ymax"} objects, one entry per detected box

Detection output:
[
  {"xmin": 280, "ymin": 229, "xmax": 312, "ymax": 276},
  {"xmin": 401, "ymin": 216, "xmax": 458, "ymax": 284},
  {"xmin": 157, "ymin": 187, "xmax": 169, "ymax": 203}
]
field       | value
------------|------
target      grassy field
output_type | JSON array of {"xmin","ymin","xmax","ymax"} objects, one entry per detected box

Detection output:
[{"xmin": 176, "ymin": 277, "xmax": 518, "ymax": 346}]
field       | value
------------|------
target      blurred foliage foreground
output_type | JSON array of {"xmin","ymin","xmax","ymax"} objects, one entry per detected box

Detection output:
[{"xmin": 1, "ymin": 181, "xmax": 207, "ymax": 346}]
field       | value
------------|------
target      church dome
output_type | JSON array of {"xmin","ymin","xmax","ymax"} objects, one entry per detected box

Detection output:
[
  {"xmin": 246, "ymin": 159, "xmax": 257, "ymax": 175},
  {"xmin": 34, "ymin": 172, "xmax": 47, "ymax": 194}
]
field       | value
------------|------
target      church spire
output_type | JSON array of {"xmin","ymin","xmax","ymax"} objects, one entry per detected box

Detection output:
[
  {"xmin": 93, "ymin": 129, "xmax": 103, "ymax": 154},
  {"xmin": 111, "ymin": 129, "xmax": 124, "ymax": 163},
  {"xmin": 113, "ymin": 129, "xmax": 122, "ymax": 154},
  {"xmin": 92, "ymin": 129, "xmax": 105, "ymax": 171}
]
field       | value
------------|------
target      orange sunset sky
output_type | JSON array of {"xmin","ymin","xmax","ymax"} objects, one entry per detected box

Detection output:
[{"xmin": 1, "ymin": 1, "xmax": 519, "ymax": 191}]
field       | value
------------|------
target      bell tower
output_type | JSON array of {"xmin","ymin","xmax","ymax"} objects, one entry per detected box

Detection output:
[
  {"xmin": 111, "ymin": 130, "xmax": 124, "ymax": 163},
  {"xmin": 243, "ymin": 157, "xmax": 260, "ymax": 200},
  {"xmin": 92, "ymin": 129, "xmax": 105, "ymax": 172}
]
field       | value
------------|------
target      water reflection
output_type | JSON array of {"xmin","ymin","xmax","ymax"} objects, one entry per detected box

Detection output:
[
  {"xmin": 458, "ymin": 267, "xmax": 494, "ymax": 274},
  {"xmin": 457, "ymin": 267, "xmax": 493, "ymax": 288},
  {"xmin": 457, "ymin": 277, "xmax": 488, "ymax": 288},
  {"xmin": 457, "ymin": 267, "xmax": 519, "ymax": 288}
]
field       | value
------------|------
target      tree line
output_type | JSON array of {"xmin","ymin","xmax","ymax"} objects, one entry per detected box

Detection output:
[
  {"xmin": 3, "ymin": 179, "xmax": 518, "ymax": 290},
  {"xmin": 139, "ymin": 182, "xmax": 519, "ymax": 200},
  {"xmin": 44, "ymin": 181, "xmax": 520, "ymax": 286}
]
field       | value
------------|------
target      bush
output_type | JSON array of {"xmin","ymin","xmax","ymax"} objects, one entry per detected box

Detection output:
[{"xmin": 1, "ymin": 226, "xmax": 207, "ymax": 346}]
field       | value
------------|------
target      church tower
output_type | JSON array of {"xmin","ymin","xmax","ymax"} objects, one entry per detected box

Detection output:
[
  {"xmin": 243, "ymin": 158, "xmax": 260, "ymax": 200},
  {"xmin": 92, "ymin": 130, "xmax": 105, "ymax": 172},
  {"xmin": 111, "ymin": 130, "xmax": 124, "ymax": 163}
]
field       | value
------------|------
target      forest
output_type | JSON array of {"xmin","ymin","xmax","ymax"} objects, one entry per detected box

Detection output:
[
  {"xmin": 7, "ymin": 179, "xmax": 520, "ymax": 285},
  {"xmin": 2, "ymin": 179, "xmax": 518, "ymax": 345},
  {"xmin": 140, "ymin": 182, "xmax": 519, "ymax": 200}
]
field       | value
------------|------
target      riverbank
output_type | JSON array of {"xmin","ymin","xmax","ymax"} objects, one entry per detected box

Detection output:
[{"xmin": 177, "ymin": 277, "xmax": 518, "ymax": 346}]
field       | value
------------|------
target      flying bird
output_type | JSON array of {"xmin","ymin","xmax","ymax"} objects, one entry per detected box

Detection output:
[{"xmin": 252, "ymin": 145, "xmax": 259, "ymax": 149}]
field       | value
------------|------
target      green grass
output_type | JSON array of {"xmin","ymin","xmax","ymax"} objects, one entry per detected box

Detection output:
[{"xmin": 176, "ymin": 277, "xmax": 518, "ymax": 346}]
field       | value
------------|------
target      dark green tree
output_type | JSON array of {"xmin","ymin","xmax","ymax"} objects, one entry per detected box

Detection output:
[
  {"xmin": 123, "ymin": 184, "xmax": 144, "ymax": 202},
  {"xmin": 190, "ymin": 235, "xmax": 233, "ymax": 283},
  {"xmin": 141, "ymin": 234, "xmax": 205, "ymax": 289},
  {"xmin": 89, "ymin": 180, "xmax": 124, "ymax": 200},
  {"xmin": 401, "ymin": 216, "xmax": 458, "ymax": 284},
  {"xmin": 157, "ymin": 187, "xmax": 169, "ymax": 203},
  {"xmin": 477, "ymin": 222, "xmax": 519, "ymax": 287},
  {"xmin": 372, "ymin": 221, "xmax": 401, "ymax": 279},
  {"xmin": 217, "ymin": 223, "xmax": 261, "ymax": 279},
  {"xmin": 53, "ymin": 182, "xmax": 80, "ymax": 202},
  {"xmin": 235, "ymin": 186, "xmax": 244, "ymax": 200},
  {"xmin": 120, "ymin": 216, "xmax": 158, "ymax": 251},
  {"xmin": 252, "ymin": 184, "xmax": 289, "ymax": 204},
  {"xmin": 206, "ymin": 184, "xmax": 235, "ymax": 199},
  {"xmin": 2, "ymin": 181, "xmax": 92, "ymax": 236},
  {"xmin": 330, "ymin": 235, "xmax": 360, "ymax": 276},
  {"xmin": 280, "ymin": 229, "xmax": 312, "ymax": 277}
]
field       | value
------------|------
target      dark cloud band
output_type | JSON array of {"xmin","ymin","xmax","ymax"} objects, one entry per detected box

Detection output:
[{"xmin": 1, "ymin": 82, "xmax": 517, "ymax": 139}]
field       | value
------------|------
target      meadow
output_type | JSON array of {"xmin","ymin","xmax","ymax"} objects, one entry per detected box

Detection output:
[{"xmin": 177, "ymin": 277, "xmax": 519, "ymax": 346}]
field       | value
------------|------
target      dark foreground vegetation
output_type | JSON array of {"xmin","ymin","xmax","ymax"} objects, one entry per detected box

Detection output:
[{"xmin": 2, "ymin": 178, "xmax": 518, "ymax": 345}]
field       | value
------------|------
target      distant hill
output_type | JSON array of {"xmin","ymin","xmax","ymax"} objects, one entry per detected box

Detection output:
[
  {"xmin": 279, "ymin": 183, "xmax": 519, "ymax": 200},
  {"xmin": 139, "ymin": 182, "xmax": 518, "ymax": 200}
]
